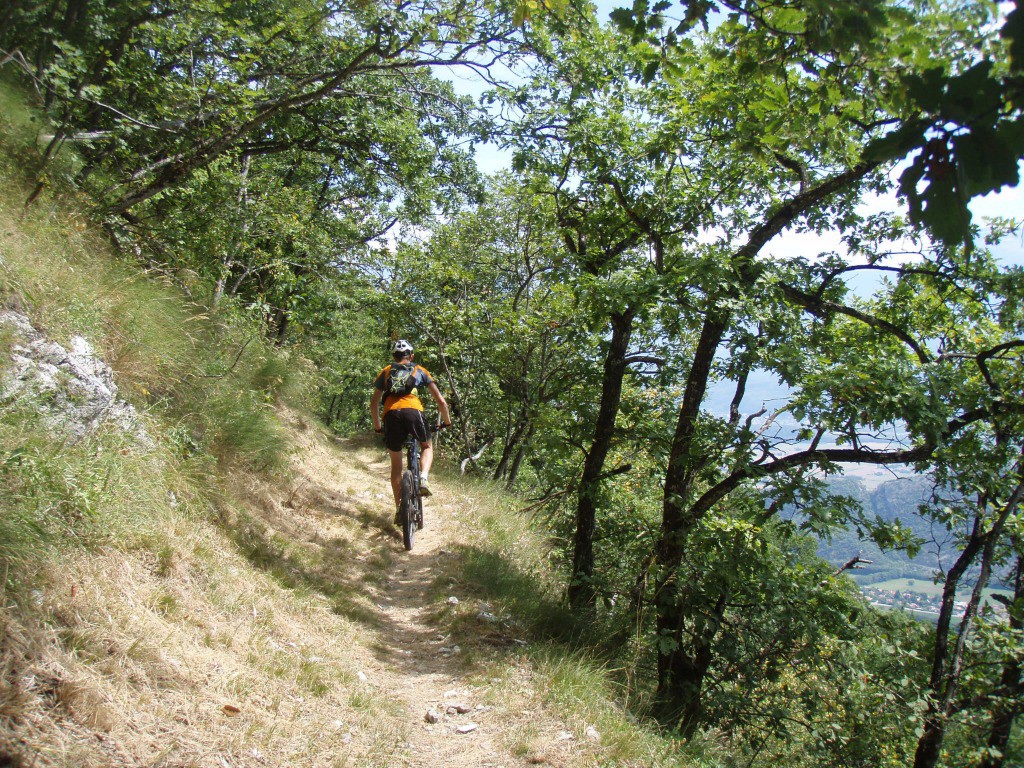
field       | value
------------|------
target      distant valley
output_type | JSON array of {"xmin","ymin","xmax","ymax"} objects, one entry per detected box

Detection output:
[{"xmin": 794, "ymin": 474, "xmax": 1013, "ymax": 617}]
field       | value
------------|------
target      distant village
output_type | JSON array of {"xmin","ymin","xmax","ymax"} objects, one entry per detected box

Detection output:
[{"xmin": 860, "ymin": 585, "xmax": 1009, "ymax": 621}]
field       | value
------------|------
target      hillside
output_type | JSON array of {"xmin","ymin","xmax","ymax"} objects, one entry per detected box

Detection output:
[
  {"xmin": 814, "ymin": 475, "xmax": 943, "ymax": 583},
  {"xmin": 0, "ymin": 91, "xmax": 678, "ymax": 766},
  {"xmin": 3, "ymin": 2, "xmax": 1023, "ymax": 761},
  {"xmin": 1, "ymin": 399, "xmax": 622, "ymax": 767},
  {"xmin": 812, "ymin": 475, "xmax": 1015, "ymax": 590}
]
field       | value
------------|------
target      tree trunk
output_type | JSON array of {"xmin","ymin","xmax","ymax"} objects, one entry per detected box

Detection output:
[
  {"xmin": 272, "ymin": 307, "xmax": 289, "ymax": 345},
  {"xmin": 568, "ymin": 308, "xmax": 635, "ymax": 611},
  {"xmin": 649, "ymin": 162, "xmax": 880, "ymax": 727},
  {"xmin": 980, "ymin": 554, "xmax": 1023, "ymax": 768},
  {"xmin": 914, "ymin": 471, "xmax": 1024, "ymax": 768},
  {"xmin": 505, "ymin": 423, "xmax": 535, "ymax": 489},
  {"xmin": 652, "ymin": 310, "xmax": 729, "ymax": 724},
  {"xmin": 493, "ymin": 412, "xmax": 529, "ymax": 481},
  {"xmin": 912, "ymin": 537, "xmax": 977, "ymax": 768}
]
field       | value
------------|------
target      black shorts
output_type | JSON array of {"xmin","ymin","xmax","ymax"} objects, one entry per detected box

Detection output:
[{"xmin": 383, "ymin": 409, "xmax": 430, "ymax": 453}]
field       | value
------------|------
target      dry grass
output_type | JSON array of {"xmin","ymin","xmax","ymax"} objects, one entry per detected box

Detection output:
[
  {"xmin": 0, "ymin": 402, "xmax": 700, "ymax": 768},
  {"xmin": 0, "ymin": 410, "xmax": 414, "ymax": 768}
]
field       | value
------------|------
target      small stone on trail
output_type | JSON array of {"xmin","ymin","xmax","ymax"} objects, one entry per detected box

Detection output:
[
  {"xmin": 357, "ymin": 671, "xmax": 368, "ymax": 682},
  {"xmin": 455, "ymin": 723, "xmax": 478, "ymax": 734},
  {"xmin": 446, "ymin": 596, "xmax": 460, "ymax": 605},
  {"xmin": 446, "ymin": 703, "xmax": 472, "ymax": 715},
  {"xmin": 556, "ymin": 731, "xmax": 574, "ymax": 741},
  {"xmin": 585, "ymin": 725, "xmax": 601, "ymax": 742},
  {"xmin": 425, "ymin": 709, "xmax": 441, "ymax": 724}
]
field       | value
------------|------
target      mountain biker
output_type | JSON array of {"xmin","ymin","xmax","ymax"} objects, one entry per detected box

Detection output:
[{"xmin": 370, "ymin": 340, "xmax": 452, "ymax": 519}]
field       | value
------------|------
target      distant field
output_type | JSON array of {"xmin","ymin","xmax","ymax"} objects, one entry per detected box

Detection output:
[
  {"xmin": 867, "ymin": 578, "xmax": 942, "ymax": 596},
  {"xmin": 866, "ymin": 578, "xmax": 1012, "ymax": 601}
]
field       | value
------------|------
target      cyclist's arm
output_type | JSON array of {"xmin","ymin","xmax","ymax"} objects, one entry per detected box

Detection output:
[
  {"xmin": 427, "ymin": 381, "xmax": 452, "ymax": 427},
  {"xmin": 370, "ymin": 388, "xmax": 383, "ymax": 432}
]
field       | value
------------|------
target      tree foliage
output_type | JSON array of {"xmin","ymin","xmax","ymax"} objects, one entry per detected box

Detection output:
[{"xmin": 3, "ymin": 0, "xmax": 1024, "ymax": 765}]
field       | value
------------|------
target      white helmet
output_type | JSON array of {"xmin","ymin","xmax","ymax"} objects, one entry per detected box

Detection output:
[{"xmin": 392, "ymin": 339, "xmax": 414, "ymax": 356}]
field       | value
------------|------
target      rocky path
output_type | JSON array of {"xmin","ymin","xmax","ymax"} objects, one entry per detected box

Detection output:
[
  {"xmin": 279, "ymin": 421, "xmax": 598, "ymax": 767},
  {"xmin": 354, "ymin": 455, "xmax": 582, "ymax": 768},
  {"xmin": 371, "ymin": 504, "xmax": 510, "ymax": 767}
]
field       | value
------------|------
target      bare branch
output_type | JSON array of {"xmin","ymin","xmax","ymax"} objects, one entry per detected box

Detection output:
[{"xmin": 779, "ymin": 282, "xmax": 931, "ymax": 365}]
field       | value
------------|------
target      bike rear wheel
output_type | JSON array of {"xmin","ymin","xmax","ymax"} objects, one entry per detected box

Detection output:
[{"xmin": 400, "ymin": 469, "xmax": 415, "ymax": 550}]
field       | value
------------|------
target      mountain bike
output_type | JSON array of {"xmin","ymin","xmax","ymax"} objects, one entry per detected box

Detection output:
[{"xmin": 398, "ymin": 422, "xmax": 441, "ymax": 551}]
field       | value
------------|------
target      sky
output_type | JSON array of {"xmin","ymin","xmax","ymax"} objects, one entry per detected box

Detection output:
[{"xmin": 435, "ymin": 4, "xmax": 1024, "ymax": 269}]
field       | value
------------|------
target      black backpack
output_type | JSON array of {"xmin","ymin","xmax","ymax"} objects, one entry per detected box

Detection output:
[{"xmin": 385, "ymin": 363, "xmax": 418, "ymax": 400}]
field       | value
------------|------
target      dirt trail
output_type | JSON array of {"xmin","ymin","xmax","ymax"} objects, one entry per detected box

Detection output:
[
  {"xmin": 303, "ymin": 435, "xmax": 589, "ymax": 768},
  {"xmin": 362, "ymin": 472, "xmax": 511, "ymax": 767},
  {"xmin": 356, "ymin": 452, "xmax": 551, "ymax": 768}
]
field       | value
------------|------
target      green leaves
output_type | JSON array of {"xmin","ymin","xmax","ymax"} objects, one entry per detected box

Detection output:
[
  {"xmin": 957, "ymin": 119, "xmax": 1024, "ymax": 198},
  {"xmin": 863, "ymin": 121, "xmax": 927, "ymax": 165},
  {"xmin": 878, "ymin": 40, "xmax": 1024, "ymax": 249},
  {"xmin": 898, "ymin": 142, "xmax": 967, "ymax": 250}
]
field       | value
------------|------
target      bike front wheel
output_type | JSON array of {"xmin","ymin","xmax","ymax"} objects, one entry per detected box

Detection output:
[{"xmin": 400, "ymin": 469, "xmax": 415, "ymax": 550}]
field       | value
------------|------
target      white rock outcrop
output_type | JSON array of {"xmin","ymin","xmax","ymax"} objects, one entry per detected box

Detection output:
[{"xmin": 0, "ymin": 310, "xmax": 150, "ymax": 444}]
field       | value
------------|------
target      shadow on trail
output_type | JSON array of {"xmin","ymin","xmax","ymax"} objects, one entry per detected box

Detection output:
[
  {"xmin": 365, "ymin": 541, "xmax": 466, "ymax": 677},
  {"xmin": 363, "ymin": 533, "xmax": 587, "ymax": 684},
  {"xmin": 218, "ymin": 457, "xmax": 401, "ymax": 629}
]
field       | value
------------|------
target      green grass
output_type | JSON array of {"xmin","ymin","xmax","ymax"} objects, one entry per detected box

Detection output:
[
  {"xmin": 438, "ymin": 475, "xmax": 580, "ymax": 641},
  {"xmin": 0, "ymin": 405, "xmax": 171, "ymax": 570},
  {"xmin": 0, "ymin": 76, "xmax": 299, "ymax": 596},
  {"xmin": 427, "ymin": 475, "xmax": 719, "ymax": 767}
]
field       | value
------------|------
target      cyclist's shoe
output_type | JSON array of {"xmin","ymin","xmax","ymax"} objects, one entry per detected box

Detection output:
[{"xmin": 420, "ymin": 477, "xmax": 432, "ymax": 497}]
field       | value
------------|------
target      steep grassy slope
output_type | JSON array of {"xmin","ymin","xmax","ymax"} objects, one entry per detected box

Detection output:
[{"xmin": 0, "ymin": 82, "xmax": 405, "ymax": 765}]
